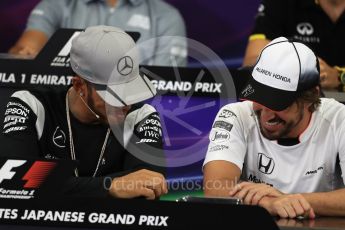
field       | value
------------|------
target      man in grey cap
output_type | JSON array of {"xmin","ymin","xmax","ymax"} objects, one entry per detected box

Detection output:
[
  {"xmin": 203, "ymin": 37, "xmax": 345, "ymax": 218},
  {"xmin": 0, "ymin": 25, "xmax": 167, "ymax": 199}
]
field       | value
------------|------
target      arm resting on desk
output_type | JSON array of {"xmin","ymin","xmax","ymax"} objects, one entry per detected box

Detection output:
[{"xmin": 302, "ymin": 188, "xmax": 345, "ymax": 216}]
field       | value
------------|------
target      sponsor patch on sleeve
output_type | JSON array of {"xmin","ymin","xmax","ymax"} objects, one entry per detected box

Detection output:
[
  {"xmin": 135, "ymin": 112, "xmax": 162, "ymax": 144},
  {"xmin": 209, "ymin": 129, "xmax": 230, "ymax": 143},
  {"xmin": 217, "ymin": 109, "xmax": 237, "ymax": 119},
  {"xmin": 213, "ymin": 121, "xmax": 233, "ymax": 132},
  {"xmin": 208, "ymin": 144, "xmax": 229, "ymax": 152},
  {"xmin": 2, "ymin": 101, "xmax": 32, "ymax": 134}
]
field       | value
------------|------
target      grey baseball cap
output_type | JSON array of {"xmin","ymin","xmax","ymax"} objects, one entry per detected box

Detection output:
[{"xmin": 70, "ymin": 25, "xmax": 156, "ymax": 107}]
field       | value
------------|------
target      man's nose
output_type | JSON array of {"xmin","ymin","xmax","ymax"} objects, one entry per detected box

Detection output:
[{"xmin": 253, "ymin": 103, "xmax": 276, "ymax": 117}]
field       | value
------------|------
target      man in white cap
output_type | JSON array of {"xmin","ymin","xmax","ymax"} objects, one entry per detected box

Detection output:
[
  {"xmin": 0, "ymin": 25, "xmax": 167, "ymax": 199},
  {"xmin": 203, "ymin": 37, "xmax": 345, "ymax": 218}
]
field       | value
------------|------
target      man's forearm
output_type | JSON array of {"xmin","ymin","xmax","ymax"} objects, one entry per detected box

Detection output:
[
  {"xmin": 302, "ymin": 188, "xmax": 345, "ymax": 216},
  {"xmin": 203, "ymin": 178, "xmax": 237, "ymax": 197}
]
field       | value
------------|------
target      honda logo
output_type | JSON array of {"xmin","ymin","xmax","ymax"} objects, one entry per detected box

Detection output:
[
  {"xmin": 257, "ymin": 153, "xmax": 275, "ymax": 174},
  {"xmin": 296, "ymin": 23, "xmax": 314, "ymax": 36}
]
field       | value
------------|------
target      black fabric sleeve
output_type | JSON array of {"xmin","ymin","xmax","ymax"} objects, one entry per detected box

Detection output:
[
  {"xmin": 252, "ymin": 0, "xmax": 288, "ymax": 40},
  {"xmin": 124, "ymin": 111, "xmax": 166, "ymax": 177},
  {"xmin": 0, "ymin": 96, "xmax": 40, "ymax": 157}
]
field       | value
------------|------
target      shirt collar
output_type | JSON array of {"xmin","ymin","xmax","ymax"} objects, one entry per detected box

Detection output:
[{"xmin": 83, "ymin": 0, "xmax": 144, "ymax": 6}]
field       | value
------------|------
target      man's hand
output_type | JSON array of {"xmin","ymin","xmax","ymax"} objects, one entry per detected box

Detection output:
[
  {"xmin": 229, "ymin": 181, "xmax": 283, "ymax": 205},
  {"xmin": 260, "ymin": 194, "xmax": 316, "ymax": 219},
  {"xmin": 109, "ymin": 169, "xmax": 168, "ymax": 200},
  {"xmin": 319, "ymin": 58, "xmax": 341, "ymax": 89}
]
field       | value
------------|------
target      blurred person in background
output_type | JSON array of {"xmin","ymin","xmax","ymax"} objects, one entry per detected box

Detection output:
[
  {"xmin": 8, "ymin": 0, "xmax": 187, "ymax": 66},
  {"xmin": 242, "ymin": 0, "xmax": 345, "ymax": 91}
]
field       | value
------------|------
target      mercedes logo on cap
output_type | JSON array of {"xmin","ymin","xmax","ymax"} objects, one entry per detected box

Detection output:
[
  {"xmin": 53, "ymin": 126, "xmax": 66, "ymax": 148},
  {"xmin": 117, "ymin": 56, "xmax": 134, "ymax": 76}
]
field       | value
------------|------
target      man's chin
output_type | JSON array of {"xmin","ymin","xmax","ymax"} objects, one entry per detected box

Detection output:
[{"xmin": 260, "ymin": 128, "xmax": 282, "ymax": 140}]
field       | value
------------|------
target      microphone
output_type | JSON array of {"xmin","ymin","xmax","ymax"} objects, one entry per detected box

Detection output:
[{"xmin": 79, "ymin": 93, "xmax": 100, "ymax": 119}]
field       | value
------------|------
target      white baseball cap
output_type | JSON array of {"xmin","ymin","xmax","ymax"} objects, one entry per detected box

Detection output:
[
  {"xmin": 240, "ymin": 37, "xmax": 320, "ymax": 111},
  {"xmin": 70, "ymin": 25, "xmax": 156, "ymax": 107}
]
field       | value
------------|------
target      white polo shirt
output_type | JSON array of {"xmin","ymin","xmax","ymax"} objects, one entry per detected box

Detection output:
[{"xmin": 203, "ymin": 98, "xmax": 345, "ymax": 193}]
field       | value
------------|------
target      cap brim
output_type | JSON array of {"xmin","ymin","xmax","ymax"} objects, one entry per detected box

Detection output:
[
  {"xmin": 239, "ymin": 77, "xmax": 297, "ymax": 111},
  {"xmin": 95, "ymin": 74, "xmax": 156, "ymax": 107}
]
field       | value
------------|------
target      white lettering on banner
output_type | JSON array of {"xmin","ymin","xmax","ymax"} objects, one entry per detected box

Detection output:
[
  {"xmin": 21, "ymin": 210, "xmax": 85, "ymax": 222},
  {"xmin": 151, "ymin": 80, "xmax": 222, "ymax": 93},
  {"xmin": 194, "ymin": 82, "xmax": 222, "ymax": 93},
  {"xmin": 30, "ymin": 74, "xmax": 73, "ymax": 85},
  {"xmin": 0, "ymin": 73, "xmax": 16, "ymax": 83},
  {"xmin": 151, "ymin": 80, "xmax": 192, "ymax": 92},
  {"xmin": 0, "ymin": 208, "xmax": 170, "ymax": 227},
  {"xmin": 138, "ymin": 215, "xmax": 168, "ymax": 226},
  {"xmin": 0, "ymin": 208, "xmax": 18, "ymax": 219},
  {"xmin": 88, "ymin": 213, "xmax": 135, "ymax": 225}
]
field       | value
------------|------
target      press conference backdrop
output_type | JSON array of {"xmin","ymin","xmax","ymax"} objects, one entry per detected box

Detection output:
[
  {"xmin": 0, "ymin": 28, "xmax": 246, "ymax": 200},
  {"xmin": 0, "ymin": 0, "xmax": 260, "ymax": 68}
]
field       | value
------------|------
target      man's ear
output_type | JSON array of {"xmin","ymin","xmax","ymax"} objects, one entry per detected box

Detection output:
[
  {"xmin": 315, "ymin": 86, "xmax": 321, "ymax": 96},
  {"xmin": 72, "ymin": 76, "xmax": 88, "ymax": 97}
]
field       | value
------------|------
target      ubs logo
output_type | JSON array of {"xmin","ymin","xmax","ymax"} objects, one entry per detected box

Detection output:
[
  {"xmin": 296, "ymin": 23, "xmax": 314, "ymax": 36},
  {"xmin": 257, "ymin": 153, "xmax": 275, "ymax": 174}
]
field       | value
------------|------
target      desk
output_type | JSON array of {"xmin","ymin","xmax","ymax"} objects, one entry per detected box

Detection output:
[{"xmin": 277, "ymin": 217, "xmax": 345, "ymax": 230}]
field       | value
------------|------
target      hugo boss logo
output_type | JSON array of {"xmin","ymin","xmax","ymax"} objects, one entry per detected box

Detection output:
[
  {"xmin": 296, "ymin": 22, "xmax": 314, "ymax": 36},
  {"xmin": 117, "ymin": 56, "xmax": 134, "ymax": 76},
  {"xmin": 257, "ymin": 153, "xmax": 275, "ymax": 174}
]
